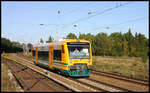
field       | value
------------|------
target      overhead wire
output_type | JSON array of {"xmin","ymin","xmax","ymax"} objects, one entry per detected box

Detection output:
[
  {"xmin": 58, "ymin": 2, "xmax": 93, "ymax": 31},
  {"xmin": 56, "ymin": 3, "xmax": 93, "ymax": 40},
  {"xmin": 80, "ymin": 17, "xmax": 146, "ymax": 35},
  {"xmin": 77, "ymin": 17, "xmax": 146, "ymax": 37},
  {"xmin": 61, "ymin": 2, "xmax": 131, "ymax": 29},
  {"xmin": 60, "ymin": 3, "xmax": 92, "ymax": 17},
  {"xmin": 92, "ymin": 17, "xmax": 146, "ymax": 31}
]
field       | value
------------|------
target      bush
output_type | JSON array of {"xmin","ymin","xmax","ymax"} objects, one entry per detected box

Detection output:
[
  {"xmin": 141, "ymin": 53, "xmax": 148, "ymax": 63},
  {"xmin": 132, "ymin": 61, "xmax": 137, "ymax": 66}
]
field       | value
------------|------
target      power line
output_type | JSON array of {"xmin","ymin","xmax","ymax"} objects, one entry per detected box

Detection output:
[
  {"xmin": 58, "ymin": 3, "xmax": 93, "ymax": 30},
  {"xmin": 61, "ymin": 3, "xmax": 92, "ymax": 17},
  {"xmin": 92, "ymin": 17, "xmax": 146, "ymax": 31},
  {"xmin": 62, "ymin": 2, "xmax": 131, "ymax": 29},
  {"xmin": 110, "ymin": 17, "xmax": 145, "ymax": 27}
]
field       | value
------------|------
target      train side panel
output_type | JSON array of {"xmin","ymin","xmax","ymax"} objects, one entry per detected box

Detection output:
[
  {"xmin": 49, "ymin": 43, "xmax": 53, "ymax": 69},
  {"xmin": 35, "ymin": 46, "xmax": 38, "ymax": 64},
  {"xmin": 52, "ymin": 42, "xmax": 69, "ymax": 73},
  {"xmin": 32, "ymin": 39, "xmax": 93, "ymax": 77}
]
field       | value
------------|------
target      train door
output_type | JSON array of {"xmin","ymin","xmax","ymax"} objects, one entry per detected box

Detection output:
[{"xmin": 49, "ymin": 43, "xmax": 53, "ymax": 69}]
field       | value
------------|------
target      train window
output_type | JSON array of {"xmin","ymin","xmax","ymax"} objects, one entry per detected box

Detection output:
[
  {"xmin": 38, "ymin": 51, "xmax": 49, "ymax": 61},
  {"xmin": 62, "ymin": 45, "xmax": 64, "ymax": 53},
  {"xmin": 54, "ymin": 50, "xmax": 61, "ymax": 61},
  {"xmin": 32, "ymin": 50, "xmax": 36, "ymax": 60},
  {"xmin": 67, "ymin": 43, "xmax": 90, "ymax": 59}
]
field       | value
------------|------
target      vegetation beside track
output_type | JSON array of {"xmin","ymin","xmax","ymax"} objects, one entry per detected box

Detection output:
[
  {"xmin": 22, "ymin": 52, "xmax": 32, "ymax": 58},
  {"xmin": 1, "ymin": 53, "xmax": 18, "ymax": 61},
  {"xmin": 1, "ymin": 59, "xmax": 22, "ymax": 92},
  {"xmin": 93, "ymin": 56, "xmax": 149, "ymax": 80}
]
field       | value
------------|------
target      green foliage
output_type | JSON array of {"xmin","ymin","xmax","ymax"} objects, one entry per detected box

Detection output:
[
  {"xmin": 141, "ymin": 53, "xmax": 148, "ymax": 63},
  {"xmin": 124, "ymin": 29, "xmax": 135, "ymax": 56},
  {"xmin": 66, "ymin": 33, "xmax": 77, "ymax": 39},
  {"xmin": 132, "ymin": 61, "xmax": 137, "ymax": 67},
  {"xmin": 1, "ymin": 37, "xmax": 23, "ymax": 53},
  {"xmin": 94, "ymin": 32, "xmax": 111, "ymax": 56},
  {"xmin": 65, "ymin": 28, "xmax": 148, "ymax": 57},
  {"xmin": 46, "ymin": 36, "xmax": 53, "ymax": 43},
  {"xmin": 134, "ymin": 33, "xmax": 148, "ymax": 57},
  {"xmin": 109, "ymin": 32, "xmax": 124, "ymax": 56},
  {"xmin": 40, "ymin": 38, "xmax": 44, "ymax": 43},
  {"xmin": 27, "ymin": 43, "xmax": 33, "ymax": 52}
]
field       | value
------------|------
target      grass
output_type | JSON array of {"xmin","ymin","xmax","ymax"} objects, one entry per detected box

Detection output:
[
  {"xmin": 92, "ymin": 56, "xmax": 149, "ymax": 80},
  {"xmin": 1, "ymin": 53, "xmax": 18, "ymax": 61},
  {"xmin": 22, "ymin": 52, "xmax": 32, "ymax": 58}
]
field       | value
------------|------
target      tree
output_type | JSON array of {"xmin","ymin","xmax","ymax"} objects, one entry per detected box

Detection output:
[
  {"xmin": 94, "ymin": 32, "xmax": 111, "ymax": 56},
  {"xmin": 134, "ymin": 33, "xmax": 148, "ymax": 57},
  {"xmin": 40, "ymin": 38, "xmax": 44, "ymax": 43},
  {"xmin": 64, "ymin": 31, "xmax": 149, "ymax": 57},
  {"xmin": 27, "ymin": 43, "xmax": 33, "ymax": 52},
  {"xmin": 109, "ymin": 32, "xmax": 124, "ymax": 56},
  {"xmin": 123, "ymin": 35, "xmax": 128, "ymax": 56},
  {"xmin": 1, "ymin": 37, "xmax": 23, "ymax": 53},
  {"xmin": 146, "ymin": 39, "xmax": 149, "ymax": 56},
  {"xmin": 124, "ymin": 28, "xmax": 134, "ymax": 56},
  {"xmin": 66, "ymin": 33, "xmax": 77, "ymax": 39},
  {"xmin": 12, "ymin": 41, "xmax": 21, "ymax": 47},
  {"xmin": 46, "ymin": 36, "xmax": 53, "ymax": 43},
  {"xmin": 1, "ymin": 38, "xmax": 12, "ymax": 53}
]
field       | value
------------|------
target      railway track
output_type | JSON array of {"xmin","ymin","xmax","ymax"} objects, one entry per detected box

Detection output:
[
  {"xmin": 10, "ymin": 54, "xmax": 149, "ymax": 92},
  {"xmin": 2, "ymin": 55, "xmax": 106, "ymax": 92},
  {"xmin": 69, "ymin": 77, "xmax": 129, "ymax": 92},
  {"xmin": 2, "ymin": 57, "xmax": 72, "ymax": 92},
  {"xmin": 11, "ymin": 54, "xmax": 126, "ymax": 92},
  {"xmin": 92, "ymin": 70, "xmax": 149, "ymax": 86},
  {"xmin": 90, "ymin": 71, "xmax": 149, "ymax": 92}
]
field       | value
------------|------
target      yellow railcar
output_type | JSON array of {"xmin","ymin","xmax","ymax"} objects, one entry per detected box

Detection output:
[{"xmin": 32, "ymin": 39, "xmax": 92, "ymax": 77}]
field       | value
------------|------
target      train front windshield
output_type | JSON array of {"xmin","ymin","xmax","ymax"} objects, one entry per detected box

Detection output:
[{"xmin": 67, "ymin": 42, "xmax": 90, "ymax": 59}]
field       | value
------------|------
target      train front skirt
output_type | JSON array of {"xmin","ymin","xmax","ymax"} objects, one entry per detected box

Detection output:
[{"xmin": 62, "ymin": 69, "xmax": 92, "ymax": 77}]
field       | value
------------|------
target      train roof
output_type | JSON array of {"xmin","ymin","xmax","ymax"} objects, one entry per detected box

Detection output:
[{"xmin": 33, "ymin": 39, "xmax": 90, "ymax": 47}]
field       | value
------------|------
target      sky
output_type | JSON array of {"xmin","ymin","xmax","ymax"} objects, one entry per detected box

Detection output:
[{"xmin": 1, "ymin": 1, "xmax": 149, "ymax": 45}]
